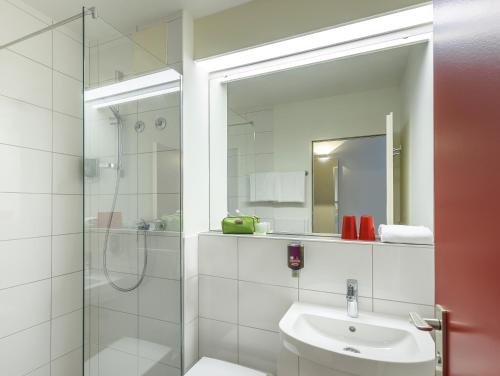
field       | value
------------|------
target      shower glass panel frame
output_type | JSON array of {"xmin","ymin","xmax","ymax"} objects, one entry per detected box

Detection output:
[{"xmin": 83, "ymin": 10, "xmax": 183, "ymax": 376}]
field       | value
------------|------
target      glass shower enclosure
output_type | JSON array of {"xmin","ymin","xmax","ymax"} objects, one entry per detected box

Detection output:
[{"xmin": 83, "ymin": 11, "xmax": 183, "ymax": 376}]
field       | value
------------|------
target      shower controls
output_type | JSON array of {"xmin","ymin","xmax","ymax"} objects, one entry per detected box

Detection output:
[
  {"xmin": 84, "ymin": 158, "xmax": 99, "ymax": 178},
  {"xmin": 155, "ymin": 116, "xmax": 167, "ymax": 130},
  {"xmin": 134, "ymin": 120, "xmax": 145, "ymax": 133}
]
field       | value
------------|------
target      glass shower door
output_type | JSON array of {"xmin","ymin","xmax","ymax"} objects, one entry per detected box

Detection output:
[{"xmin": 83, "ymin": 14, "xmax": 182, "ymax": 376}]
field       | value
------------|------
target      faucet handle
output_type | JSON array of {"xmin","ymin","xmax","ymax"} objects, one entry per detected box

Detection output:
[{"xmin": 346, "ymin": 279, "xmax": 358, "ymax": 297}]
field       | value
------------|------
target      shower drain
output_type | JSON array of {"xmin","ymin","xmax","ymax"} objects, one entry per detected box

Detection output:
[{"xmin": 343, "ymin": 346, "xmax": 361, "ymax": 354}]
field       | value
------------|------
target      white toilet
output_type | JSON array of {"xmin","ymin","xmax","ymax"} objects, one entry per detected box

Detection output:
[{"xmin": 186, "ymin": 357, "xmax": 268, "ymax": 376}]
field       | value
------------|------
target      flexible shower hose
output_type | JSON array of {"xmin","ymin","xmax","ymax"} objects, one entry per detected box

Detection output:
[{"xmin": 102, "ymin": 113, "xmax": 148, "ymax": 292}]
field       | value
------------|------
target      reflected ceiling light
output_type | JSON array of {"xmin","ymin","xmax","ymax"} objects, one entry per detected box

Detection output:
[
  {"xmin": 85, "ymin": 69, "xmax": 181, "ymax": 108},
  {"xmin": 314, "ymin": 140, "xmax": 345, "ymax": 156},
  {"xmin": 197, "ymin": 4, "xmax": 432, "ymax": 73}
]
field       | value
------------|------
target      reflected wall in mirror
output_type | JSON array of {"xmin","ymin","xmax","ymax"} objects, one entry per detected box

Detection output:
[{"xmin": 216, "ymin": 41, "xmax": 433, "ymax": 235}]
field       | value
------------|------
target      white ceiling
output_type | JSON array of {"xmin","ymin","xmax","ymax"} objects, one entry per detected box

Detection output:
[
  {"xmin": 228, "ymin": 45, "xmax": 413, "ymax": 114},
  {"xmin": 22, "ymin": 0, "xmax": 251, "ymax": 33}
]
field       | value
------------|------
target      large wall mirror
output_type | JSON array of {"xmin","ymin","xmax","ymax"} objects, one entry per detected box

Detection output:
[{"xmin": 210, "ymin": 40, "xmax": 434, "ymax": 236}]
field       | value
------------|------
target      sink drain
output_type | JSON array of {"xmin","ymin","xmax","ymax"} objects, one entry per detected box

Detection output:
[{"xmin": 343, "ymin": 346, "xmax": 361, "ymax": 354}]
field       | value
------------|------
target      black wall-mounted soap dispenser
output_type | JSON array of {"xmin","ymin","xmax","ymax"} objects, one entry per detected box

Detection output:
[{"xmin": 288, "ymin": 242, "xmax": 304, "ymax": 277}]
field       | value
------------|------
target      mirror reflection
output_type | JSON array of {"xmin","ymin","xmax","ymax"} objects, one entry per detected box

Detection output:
[{"xmin": 225, "ymin": 42, "xmax": 433, "ymax": 235}]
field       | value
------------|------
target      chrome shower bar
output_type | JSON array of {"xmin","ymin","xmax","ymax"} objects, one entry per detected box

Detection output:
[{"xmin": 0, "ymin": 7, "xmax": 96, "ymax": 50}]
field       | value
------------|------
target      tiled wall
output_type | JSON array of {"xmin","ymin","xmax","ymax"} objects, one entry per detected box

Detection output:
[
  {"xmin": 198, "ymin": 233, "xmax": 434, "ymax": 375},
  {"xmin": 0, "ymin": 1, "xmax": 84, "ymax": 375},
  {"xmin": 227, "ymin": 109, "xmax": 275, "ymax": 220}
]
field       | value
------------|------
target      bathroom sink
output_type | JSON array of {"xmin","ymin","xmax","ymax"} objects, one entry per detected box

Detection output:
[{"xmin": 279, "ymin": 302, "xmax": 435, "ymax": 376}]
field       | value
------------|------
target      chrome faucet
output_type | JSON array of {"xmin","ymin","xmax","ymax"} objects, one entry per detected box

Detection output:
[{"xmin": 346, "ymin": 279, "xmax": 359, "ymax": 318}]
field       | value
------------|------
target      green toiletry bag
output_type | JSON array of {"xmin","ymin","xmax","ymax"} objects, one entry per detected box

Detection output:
[{"xmin": 221, "ymin": 216, "xmax": 259, "ymax": 234}]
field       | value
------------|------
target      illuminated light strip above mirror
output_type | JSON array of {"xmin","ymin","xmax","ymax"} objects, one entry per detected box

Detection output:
[
  {"xmin": 218, "ymin": 31, "xmax": 432, "ymax": 83},
  {"xmin": 85, "ymin": 69, "xmax": 181, "ymax": 108},
  {"xmin": 197, "ymin": 4, "xmax": 432, "ymax": 73}
]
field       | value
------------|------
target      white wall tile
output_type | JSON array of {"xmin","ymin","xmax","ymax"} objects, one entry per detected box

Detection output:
[
  {"xmin": 0, "ymin": 322, "xmax": 50, "ymax": 376},
  {"xmin": 183, "ymin": 235, "xmax": 198, "ymax": 280},
  {"xmin": 184, "ymin": 276, "xmax": 199, "ymax": 324},
  {"xmin": 139, "ymin": 317, "xmax": 181, "ymax": 367},
  {"xmin": 52, "ymin": 233, "xmax": 83, "ymax": 276},
  {"xmin": 53, "ymin": 153, "xmax": 82, "ymax": 194},
  {"xmin": 0, "ymin": 237, "xmax": 51, "ymax": 289},
  {"xmin": 0, "ymin": 144, "xmax": 51, "ymax": 193},
  {"xmin": 373, "ymin": 244, "xmax": 434, "ymax": 305},
  {"xmin": 53, "ymin": 112, "xmax": 82, "ymax": 156},
  {"xmin": 99, "ymin": 272, "xmax": 138, "ymax": 315},
  {"xmin": 51, "ymin": 347, "xmax": 82, "ymax": 376},
  {"xmin": 0, "ymin": 96, "xmax": 52, "ymax": 151},
  {"xmin": 0, "ymin": 280, "xmax": 51, "ymax": 338},
  {"xmin": 300, "ymin": 241, "xmax": 372, "ymax": 296},
  {"xmin": 199, "ymin": 275, "xmax": 237, "ymax": 323},
  {"xmin": 52, "ymin": 271, "xmax": 83, "ymax": 317},
  {"xmin": 53, "ymin": 71, "xmax": 82, "ymax": 118},
  {"xmin": 52, "ymin": 194, "xmax": 83, "ymax": 235},
  {"xmin": 199, "ymin": 318, "xmax": 238, "ymax": 363},
  {"xmin": 0, "ymin": 1, "xmax": 50, "ymax": 64},
  {"xmin": 139, "ymin": 277, "xmax": 180, "ymax": 323},
  {"xmin": 99, "ymin": 308, "xmax": 138, "ymax": 355},
  {"xmin": 183, "ymin": 318, "xmax": 199, "ymax": 371},
  {"xmin": 0, "ymin": 193, "xmax": 51, "ymax": 240},
  {"xmin": 239, "ymin": 326, "xmax": 281, "ymax": 375},
  {"xmin": 139, "ymin": 150, "xmax": 181, "ymax": 194},
  {"xmin": 239, "ymin": 238, "xmax": 298, "ymax": 288},
  {"xmin": 0, "ymin": 50, "xmax": 52, "ymax": 108},
  {"xmin": 299, "ymin": 289, "xmax": 373, "ymax": 313},
  {"xmin": 51, "ymin": 309, "xmax": 83, "ymax": 359},
  {"xmin": 199, "ymin": 235, "xmax": 237, "ymax": 279},
  {"xmin": 147, "ymin": 246, "xmax": 181, "ymax": 280},
  {"xmin": 239, "ymin": 281, "xmax": 298, "ymax": 332},
  {"xmin": 26, "ymin": 364, "xmax": 50, "ymax": 376},
  {"xmin": 137, "ymin": 107, "xmax": 181, "ymax": 153},
  {"xmin": 373, "ymin": 299, "xmax": 435, "ymax": 318},
  {"xmin": 53, "ymin": 31, "xmax": 82, "ymax": 80},
  {"xmin": 138, "ymin": 193, "xmax": 180, "ymax": 221}
]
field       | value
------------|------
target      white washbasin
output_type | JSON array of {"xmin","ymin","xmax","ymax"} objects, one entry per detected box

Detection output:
[{"xmin": 279, "ymin": 302, "xmax": 435, "ymax": 376}]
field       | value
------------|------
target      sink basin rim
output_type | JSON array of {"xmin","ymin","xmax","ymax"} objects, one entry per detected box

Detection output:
[{"xmin": 279, "ymin": 302, "xmax": 435, "ymax": 365}]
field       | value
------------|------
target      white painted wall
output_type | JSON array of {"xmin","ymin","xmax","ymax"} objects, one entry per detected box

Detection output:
[
  {"xmin": 180, "ymin": 11, "xmax": 210, "ymax": 371},
  {"xmin": 194, "ymin": 0, "xmax": 428, "ymax": 59},
  {"xmin": 400, "ymin": 42, "xmax": 434, "ymax": 230}
]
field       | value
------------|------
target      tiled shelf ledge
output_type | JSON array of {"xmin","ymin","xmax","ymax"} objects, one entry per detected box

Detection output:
[
  {"xmin": 87, "ymin": 227, "xmax": 181, "ymax": 237},
  {"xmin": 201, "ymin": 230, "xmax": 434, "ymax": 249}
]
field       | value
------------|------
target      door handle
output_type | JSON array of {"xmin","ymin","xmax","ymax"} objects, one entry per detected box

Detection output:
[
  {"xmin": 409, "ymin": 312, "xmax": 442, "ymax": 331},
  {"xmin": 410, "ymin": 306, "xmax": 448, "ymax": 376}
]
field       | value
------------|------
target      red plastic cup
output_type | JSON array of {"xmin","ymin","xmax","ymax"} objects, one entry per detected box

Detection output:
[
  {"xmin": 359, "ymin": 215, "xmax": 376, "ymax": 241},
  {"xmin": 341, "ymin": 216, "xmax": 358, "ymax": 240}
]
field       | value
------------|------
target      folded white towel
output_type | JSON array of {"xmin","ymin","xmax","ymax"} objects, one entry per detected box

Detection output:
[
  {"xmin": 378, "ymin": 224, "xmax": 434, "ymax": 245},
  {"xmin": 276, "ymin": 171, "xmax": 306, "ymax": 203},
  {"xmin": 249, "ymin": 172, "xmax": 277, "ymax": 202}
]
